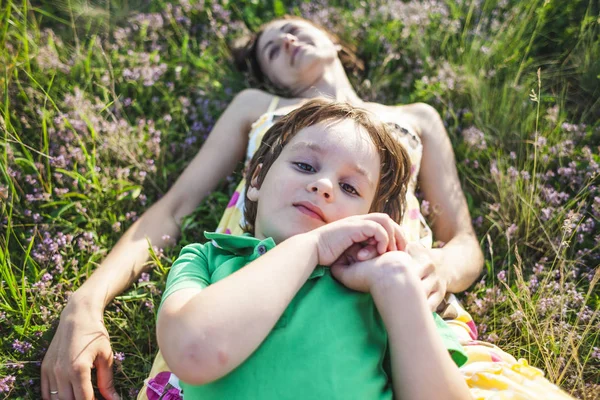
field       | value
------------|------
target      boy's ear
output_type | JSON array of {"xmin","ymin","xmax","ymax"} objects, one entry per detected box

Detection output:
[{"xmin": 246, "ymin": 163, "xmax": 262, "ymax": 202}]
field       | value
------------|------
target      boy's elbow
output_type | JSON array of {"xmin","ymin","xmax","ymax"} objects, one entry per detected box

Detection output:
[
  {"xmin": 164, "ymin": 344, "xmax": 217, "ymax": 386},
  {"xmin": 158, "ymin": 319, "xmax": 231, "ymax": 385},
  {"xmin": 171, "ymin": 345, "xmax": 234, "ymax": 385}
]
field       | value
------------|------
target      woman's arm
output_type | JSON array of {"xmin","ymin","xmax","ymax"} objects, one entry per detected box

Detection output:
[
  {"xmin": 41, "ymin": 88, "xmax": 273, "ymax": 400},
  {"xmin": 74, "ymin": 89, "xmax": 272, "ymax": 307},
  {"xmin": 402, "ymin": 103, "xmax": 484, "ymax": 293}
]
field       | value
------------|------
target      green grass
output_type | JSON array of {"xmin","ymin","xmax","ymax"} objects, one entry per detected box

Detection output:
[{"xmin": 0, "ymin": 0, "xmax": 598, "ymax": 398}]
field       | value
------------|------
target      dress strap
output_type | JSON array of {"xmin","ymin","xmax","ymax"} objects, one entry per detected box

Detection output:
[{"xmin": 266, "ymin": 96, "xmax": 280, "ymax": 115}]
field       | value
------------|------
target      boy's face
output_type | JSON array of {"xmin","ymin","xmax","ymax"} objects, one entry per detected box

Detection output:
[{"xmin": 247, "ymin": 119, "xmax": 380, "ymax": 243}]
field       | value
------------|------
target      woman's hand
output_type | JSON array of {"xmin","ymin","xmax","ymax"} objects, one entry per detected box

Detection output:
[
  {"xmin": 41, "ymin": 300, "xmax": 120, "ymax": 400},
  {"xmin": 405, "ymin": 242, "xmax": 448, "ymax": 311},
  {"xmin": 331, "ymin": 242, "xmax": 448, "ymax": 310}
]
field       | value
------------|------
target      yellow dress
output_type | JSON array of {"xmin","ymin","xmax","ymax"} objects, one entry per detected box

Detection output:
[{"xmin": 138, "ymin": 97, "xmax": 574, "ymax": 400}]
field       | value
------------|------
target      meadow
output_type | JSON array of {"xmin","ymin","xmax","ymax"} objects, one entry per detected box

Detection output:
[{"xmin": 0, "ymin": 0, "xmax": 598, "ymax": 398}]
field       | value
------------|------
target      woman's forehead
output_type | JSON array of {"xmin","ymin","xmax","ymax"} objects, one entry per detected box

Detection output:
[
  {"xmin": 259, "ymin": 19, "xmax": 315, "ymax": 47},
  {"xmin": 264, "ymin": 18, "xmax": 313, "ymax": 32},
  {"xmin": 258, "ymin": 21, "xmax": 283, "ymax": 50}
]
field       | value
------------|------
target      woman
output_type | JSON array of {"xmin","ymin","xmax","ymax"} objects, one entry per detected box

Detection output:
[{"xmin": 41, "ymin": 15, "xmax": 573, "ymax": 400}]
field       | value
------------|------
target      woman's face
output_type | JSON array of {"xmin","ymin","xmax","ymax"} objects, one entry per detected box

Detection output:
[{"xmin": 256, "ymin": 19, "xmax": 339, "ymax": 93}]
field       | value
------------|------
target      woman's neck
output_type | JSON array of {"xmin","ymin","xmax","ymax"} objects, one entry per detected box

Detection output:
[{"xmin": 295, "ymin": 60, "xmax": 364, "ymax": 106}]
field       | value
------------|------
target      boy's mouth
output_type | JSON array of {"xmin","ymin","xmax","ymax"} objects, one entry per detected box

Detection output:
[{"xmin": 293, "ymin": 201, "xmax": 326, "ymax": 222}]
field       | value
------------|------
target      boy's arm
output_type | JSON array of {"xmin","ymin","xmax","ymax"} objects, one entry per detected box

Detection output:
[
  {"xmin": 158, "ymin": 213, "xmax": 401, "ymax": 386},
  {"xmin": 370, "ymin": 253, "xmax": 470, "ymax": 400},
  {"xmin": 332, "ymin": 251, "xmax": 470, "ymax": 400},
  {"xmin": 157, "ymin": 233, "xmax": 319, "ymax": 386}
]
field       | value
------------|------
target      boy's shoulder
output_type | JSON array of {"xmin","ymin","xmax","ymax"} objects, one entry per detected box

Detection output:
[{"xmin": 187, "ymin": 232, "xmax": 277, "ymax": 260}]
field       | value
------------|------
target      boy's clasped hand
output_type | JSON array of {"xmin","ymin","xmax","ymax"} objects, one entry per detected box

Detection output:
[
  {"xmin": 307, "ymin": 212, "xmax": 446, "ymax": 308},
  {"xmin": 305, "ymin": 212, "xmax": 418, "ymax": 294}
]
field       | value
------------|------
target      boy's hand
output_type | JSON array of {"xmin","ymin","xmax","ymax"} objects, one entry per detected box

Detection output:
[
  {"xmin": 335, "ymin": 242, "xmax": 448, "ymax": 311},
  {"xmin": 332, "ymin": 244, "xmax": 446, "ymax": 310},
  {"xmin": 331, "ymin": 251, "xmax": 421, "ymax": 294},
  {"xmin": 309, "ymin": 213, "xmax": 406, "ymax": 266}
]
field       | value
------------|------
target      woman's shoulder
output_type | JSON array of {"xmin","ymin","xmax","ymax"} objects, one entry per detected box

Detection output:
[
  {"xmin": 232, "ymin": 89, "xmax": 275, "ymax": 120},
  {"xmin": 395, "ymin": 102, "xmax": 442, "ymax": 121},
  {"xmin": 360, "ymin": 102, "xmax": 419, "ymax": 137},
  {"xmin": 233, "ymin": 89, "xmax": 300, "ymax": 124},
  {"xmin": 365, "ymin": 102, "xmax": 443, "ymax": 138},
  {"xmin": 233, "ymin": 89, "xmax": 308, "ymax": 122}
]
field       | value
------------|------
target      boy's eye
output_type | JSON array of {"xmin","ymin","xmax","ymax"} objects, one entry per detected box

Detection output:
[
  {"xmin": 294, "ymin": 162, "xmax": 315, "ymax": 172},
  {"xmin": 340, "ymin": 183, "xmax": 359, "ymax": 196}
]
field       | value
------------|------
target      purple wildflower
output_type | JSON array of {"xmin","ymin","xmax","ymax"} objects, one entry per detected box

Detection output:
[
  {"xmin": 497, "ymin": 270, "xmax": 507, "ymax": 282},
  {"xmin": 112, "ymin": 222, "xmax": 121, "ymax": 232},
  {"xmin": 462, "ymin": 126, "xmax": 487, "ymax": 150},
  {"xmin": 0, "ymin": 375, "xmax": 15, "ymax": 393},
  {"xmin": 506, "ymin": 224, "xmax": 517, "ymax": 238},
  {"xmin": 114, "ymin": 352, "xmax": 126, "ymax": 363},
  {"xmin": 490, "ymin": 161, "xmax": 499, "ymax": 176},
  {"xmin": 12, "ymin": 339, "xmax": 33, "ymax": 354}
]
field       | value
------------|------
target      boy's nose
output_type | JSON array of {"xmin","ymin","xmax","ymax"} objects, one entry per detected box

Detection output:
[{"xmin": 307, "ymin": 179, "xmax": 334, "ymax": 200}]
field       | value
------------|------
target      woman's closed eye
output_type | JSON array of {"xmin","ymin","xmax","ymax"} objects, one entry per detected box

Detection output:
[{"xmin": 269, "ymin": 46, "xmax": 280, "ymax": 60}]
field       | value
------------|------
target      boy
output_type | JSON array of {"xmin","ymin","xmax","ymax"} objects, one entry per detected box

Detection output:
[{"xmin": 157, "ymin": 99, "xmax": 469, "ymax": 399}]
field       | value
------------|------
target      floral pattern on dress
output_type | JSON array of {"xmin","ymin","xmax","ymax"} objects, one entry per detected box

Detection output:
[{"xmin": 146, "ymin": 371, "xmax": 182, "ymax": 400}]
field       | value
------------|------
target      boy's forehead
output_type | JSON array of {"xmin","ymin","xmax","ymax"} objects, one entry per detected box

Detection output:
[
  {"xmin": 285, "ymin": 120, "xmax": 379, "ymax": 175},
  {"xmin": 284, "ymin": 119, "xmax": 378, "ymax": 162},
  {"xmin": 289, "ymin": 119, "xmax": 369, "ymax": 144}
]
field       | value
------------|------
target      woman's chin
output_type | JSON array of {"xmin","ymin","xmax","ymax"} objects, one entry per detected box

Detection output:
[{"xmin": 295, "ymin": 55, "xmax": 336, "ymax": 79}]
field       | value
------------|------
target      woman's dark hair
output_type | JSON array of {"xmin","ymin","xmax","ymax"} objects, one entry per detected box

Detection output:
[{"xmin": 230, "ymin": 15, "xmax": 365, "ymax": 97}]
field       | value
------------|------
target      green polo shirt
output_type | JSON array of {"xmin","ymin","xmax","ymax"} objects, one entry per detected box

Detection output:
[{"xmin": 161, "ymin": 232, "xmax": 467, "ymax": 400}]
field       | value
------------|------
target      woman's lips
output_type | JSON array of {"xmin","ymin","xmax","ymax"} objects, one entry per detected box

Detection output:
[{"xmin": 291, "ymin": 46, "xmax": 303, "ymax": 66}]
